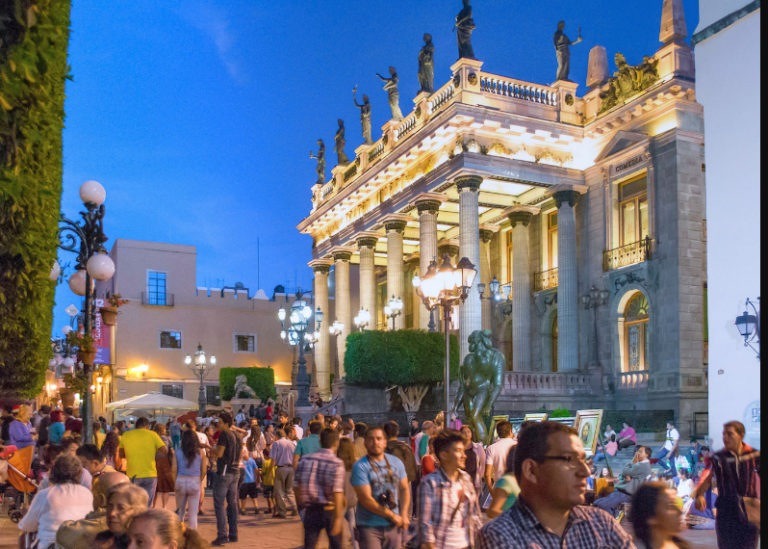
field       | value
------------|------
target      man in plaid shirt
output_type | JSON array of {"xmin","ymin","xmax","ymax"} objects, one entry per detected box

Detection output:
[
  {"xmin": 418, "ymin": 429, "xmax": 482, "ymax": 549},
  {"xmin": 294, "ymin": 427, "xmax": 345, "ymax": 549},
  {"xmin": 476, "ymin": 421, "xmax": 634, "ymax": 549}
]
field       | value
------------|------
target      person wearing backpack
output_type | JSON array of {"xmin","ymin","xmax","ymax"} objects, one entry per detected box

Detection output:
[{"xmin": 383, "ymin": 420, "xmax": 418, "ymax": 519}]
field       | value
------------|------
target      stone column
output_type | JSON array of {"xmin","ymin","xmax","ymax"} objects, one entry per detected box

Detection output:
[
  {"xmin": 357, "ymin": 235, "xmax": 378, "ymax": 328},
  {"xmin": 457, "ymin": 175, "xmax": 483, "ymax": 360},
  {"xmin": 310, "ymin": 261, "xmax": 332, "ymax": 398},
  {"xmin": 553, "ymin": 190, "xmax": 580, "ymax": 371},
  {"xmin": 333, "ymin": 249, "xmax": 352, "ymax": 378},
  {"xmin": 508, "ymin": 210, "xmax": 534, "ymax": 371},
  {"xmin": 385, "ymin": 218, "xmax": 407, "ymax": 330},
  {"xmin": 479, "ymin": 228, "xmax": 494, "ymax": 331},
  {"xmin": 416, "ymin": 199, "xmax": 440, "ymax": 331}
]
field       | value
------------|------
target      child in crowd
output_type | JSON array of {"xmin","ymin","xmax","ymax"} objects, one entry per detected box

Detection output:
[
  {"xmin": 261, "ymin": 447, "xmax": 275, "ymax": 515},
  {"xmin": 239, "ymin": 452, "xmax": 261, "ymax": 514}
]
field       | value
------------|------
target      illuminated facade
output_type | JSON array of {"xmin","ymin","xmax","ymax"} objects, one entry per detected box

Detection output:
[{"xmin": 299, "ymin": 4, "xmax": 707, "ymax": 435}]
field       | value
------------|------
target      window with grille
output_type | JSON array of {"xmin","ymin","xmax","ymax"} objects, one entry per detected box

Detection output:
[
  {"xmin": 147, "ymin": 271, "xmax": 167, "ymax": 305},
  {"xmin": 160, "ymin": 331, "xmax": 182, "ymax": 349},
  {"xmin": 233, "ymin": 334, "xmax": 256, "ymax": 353},
  {"xmin": 161, "ymin": 383, "xmax": 184, "ymax": 399},
  {"xmin": 624, "ymin": 292, "xmax": 649, "ymax": 372}
]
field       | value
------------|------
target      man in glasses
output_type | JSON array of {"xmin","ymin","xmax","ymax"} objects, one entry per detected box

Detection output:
[{"xmin": 477, "ymin": 421, "xmax": 633, "ymax": 548}]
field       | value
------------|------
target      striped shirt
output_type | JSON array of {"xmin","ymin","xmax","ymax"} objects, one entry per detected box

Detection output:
[
  {"xmin": 418, "ymin": 468, "xmax": 482, "ymax": 548},
  {"xmin": 294, "ymin": 448, "xmax": 345, "ymax": 506},
  {"xmin": 476, "ymin": 498, "xmax": 635, "ymax": 549}
]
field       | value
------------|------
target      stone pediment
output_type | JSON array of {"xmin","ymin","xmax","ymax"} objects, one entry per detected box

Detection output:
[{"xmin": 594, "ymin": 130, "xmax": 649, "ymax": 162}]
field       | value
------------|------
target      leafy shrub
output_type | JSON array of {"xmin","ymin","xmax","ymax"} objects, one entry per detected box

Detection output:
[
  {"xmin": 219, "ymin": 367, "xmax": 276, "ymax": 401},
  {"xmin": 549, "ymin": 407, "xmax": 573, "ymax": 418},
  {"xmin": 344, "ymin": 330, "xmax": 459, "ymax": 387}
]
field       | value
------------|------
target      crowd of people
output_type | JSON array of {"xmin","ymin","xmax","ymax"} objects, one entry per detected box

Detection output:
[{"xmin": 0, "ymin": 400, "xmax": 760, "ymax": 549}]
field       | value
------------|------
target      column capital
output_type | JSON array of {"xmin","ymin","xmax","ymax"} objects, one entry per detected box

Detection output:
[
  {"xmin": 414, "ymin": 192, "xmax": 446, "ymax": 214},
  {"xmin": 552, "ymin": 189, "xmax": 582, "ymax": 209},
  {"xmin": 383, "ymin": 215, "xmax": 408, "ymax": 233},
  {"xmin": 308, "ymin": 258, "xmax": 333, "ymax": 273},
  {"xmin": 479, "ymin": 228, "xmax": 495, "ymax": 243},
  {"xmin": 330, "ymin": 247, "xmax": 354, "ymax": 262},
  {"xmin": 438, "ymin": 238, "xmax": 460, "ymax": 258},
  {"xmin": 455, "ymin": 174, "xmax": 483, "ymax": 192},
  {"xmin": 357, "ymin": 236, "xmax": 379, "ymax": 249},
  {"xmin": 508, "ymin": 210, "xmax": 533, "ymax": 228}
]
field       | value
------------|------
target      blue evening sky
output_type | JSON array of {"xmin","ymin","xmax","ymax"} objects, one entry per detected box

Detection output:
[{"xmin": 53, "ymin": 0, "xmax": 699, "ymax": 332}]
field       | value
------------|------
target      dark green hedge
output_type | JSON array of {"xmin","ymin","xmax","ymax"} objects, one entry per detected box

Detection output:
[
  {"xmin": 344, "ymin": 330, "xmax": 460, "ymax": 387},
  {"xmin": 0, "ymin": 1, "xmax": 71, "ymax": 397},
  {"xmin": 219, "ymin": 367, "xmax": 276, "ymax": 401}
]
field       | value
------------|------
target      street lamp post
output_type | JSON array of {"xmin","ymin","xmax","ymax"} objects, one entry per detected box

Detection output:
[
  {"xmin": 185, "ymin": 343, "xmax": 216, "ymax": 418},
  {"xmin": 56, "ymin": 180, "xmax": 114, "ymax": 445},
  {"xmin": 354, "ymin": 309, "xmax": 371, "ymax": 332},
  {"xmin": 277, "ymin": 289, "xmax": 321, "ymax": 407},
  {"xmin": 413, "ymin": 253, "xmax": 477, "ymax": 423},
  {"xmin": 735, "ymin": 297, "xmax": 760, "ymax": 359},
  {"xmin": 477, "ymin": 275, "xmax": 506, "ymax": 347},
  {"xmin": 383, "ymin": 296, "xmax": 403, "ymax": 331},
  {"xmin": 581, "ymin": 285, "xmax": 609, "ymax": 367}
]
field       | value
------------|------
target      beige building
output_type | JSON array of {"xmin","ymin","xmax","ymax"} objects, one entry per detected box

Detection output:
[{"xmin": 95, "ymin": 239, "xmax": 301, "ymax": 409}]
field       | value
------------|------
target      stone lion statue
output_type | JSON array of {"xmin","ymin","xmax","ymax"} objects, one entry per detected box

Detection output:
[
  {"xmin": 454, "ymin": 329, "xmax": 505, "ymax": 442},
  {"xmin": 233, "ymin": 375, "xmax": 256, "ymax": 399}
]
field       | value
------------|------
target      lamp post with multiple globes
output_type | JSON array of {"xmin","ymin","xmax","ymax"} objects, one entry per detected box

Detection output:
[
  {"xmin": 185, "ymin": 343, "xmax": 216, "ymax": 418},
  {"xmin": 383, "ymin": 296, "xmax": 403, "ymax": 331},
  {"xmin": 354, "ymin": 309, "xmax": 371, "ymax": 332},
  {"xmin": 55, "ymin": 180, "xmax": 114, "ymax": 444},
  {"xmin": 412, "ymin": 253, "xmax": 477, "ymax": 423},
  {"xmin": 277, "ymin": 289, "xmax": 322, "ymax": 407}
]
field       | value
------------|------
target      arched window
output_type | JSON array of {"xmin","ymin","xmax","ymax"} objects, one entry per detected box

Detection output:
[{"xmin": 624, "ymin": 293, "xmax": 649, "ymax": 371}]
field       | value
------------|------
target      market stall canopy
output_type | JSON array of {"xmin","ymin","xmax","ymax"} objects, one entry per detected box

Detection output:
[{"xmin": 106, "ymin": 392, "xmax": 198, "ymax": 412}]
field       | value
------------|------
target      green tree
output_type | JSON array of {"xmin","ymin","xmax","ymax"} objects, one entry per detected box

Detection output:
[
  {"xmin": 0, "ymin": 1, "xmax": 72, "ymax": 397},
  {"xmin": 345, "ymin": 330, "xmax": 459, "ymax": 420}
]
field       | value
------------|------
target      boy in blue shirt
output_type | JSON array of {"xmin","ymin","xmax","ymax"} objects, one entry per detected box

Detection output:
[{"xmin": 239, "ymin": 454, "xmax": 261, "ymax": 514}]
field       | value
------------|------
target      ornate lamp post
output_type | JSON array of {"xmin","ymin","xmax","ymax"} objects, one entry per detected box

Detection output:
[
  {"xmin": 56, "ymin": 180, "xmax": 114, "ymax": 444},
  {"xmin": 354, "ymin": 308, "xmax": 371, "ymax": 332},
  {"xmin": 413, "ymin": 253, "xmax": 477, "ymax": 423},
  {"xmin": 477, "ymin": 275, "xmax": 505, "ymax": 345},
  {"xmin": 277, "ymin": 289, "xmax": 321, "ymax": 407},
  {"xmin": 581, "ymin": 285, "xmax": 610, "ymax": 367},
  {"xmin": 185, "ymin": 343, "xmax": 216, "ymax": 418},
  {"xmin": 383, "ymin": 296, "xmax": 403, "ymax": 331},
  {"xmin": 734, "ymin": 297, "xmax": 760, "ymax": 359}
]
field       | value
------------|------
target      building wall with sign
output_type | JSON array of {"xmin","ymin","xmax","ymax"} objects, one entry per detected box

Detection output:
[{"xmin": 694, "ymin": 0, "xmax": 761, "ymax": 449}]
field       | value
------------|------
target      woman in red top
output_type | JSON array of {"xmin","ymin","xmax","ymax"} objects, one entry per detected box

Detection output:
[
  {"xmin": 420, "ymin": 436, "xmax": 439, "ymax": 477},
  {"xmin": 264, "ymin": 401, "xmax": 273, "ymax": 426}
]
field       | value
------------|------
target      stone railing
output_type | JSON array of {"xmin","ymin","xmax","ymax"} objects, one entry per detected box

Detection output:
[
  {"xmin": 367, "ymin": 139, "xmax": 385, "ymax": 163},
  {"xmin": 618, "ymin": 370, "xmax": 649, "ymax": 390},
  {"xmin": 343, "ymin": 163, "xmax": 357, "ymax": 182},
  {"xmin": 603, "ymin": 236, "xmax": 653, "ymax": 271},
  {"xmin": 533, "ymin": 267, "xmax": 558, "ymax": 291},
  {"xmin": 396, "ymin": 111, "xmax": 418, "ymax": 141},
  {"xmin": 479, "ymin": 74, "xmax": 558, "ymax": 106},
  {"xmin": 502, "ymin": 371, "xmax": 592, "ymax": 395},
  {"xmin": 428, "ymin": 80, "xmax": 456, "ymax": 115}
]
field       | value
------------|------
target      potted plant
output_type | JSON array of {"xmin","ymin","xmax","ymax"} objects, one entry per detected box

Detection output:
[
  {"xmin": 100, "ymin": 293, "xmax": 128, "ymax": 326},
  {"xmin": 66, "ymin": 331, "xmax": 96, "ymax": 365}
]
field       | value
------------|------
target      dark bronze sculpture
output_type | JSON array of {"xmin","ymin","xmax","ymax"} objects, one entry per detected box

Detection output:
[
  {"xmin": 418, "ymin": 33, "xmax": 435, "ymax": 93},
  {"xmin": 334, "ymin": 119, "xmax": 349, "ymax": 165},
  {"xmin": 453, "ymin": 329, "xmax": 504, "ymax": 442},
  {"xmin": 554, "ymin": 21, "xmax": 582, "ymax": 81},
  {"xmin": 454, "ymin": 0, "xmax": 476, "ymax": 60},
  {"xmin": 352, "ymin": 86, "xmax": 372, "ymax": 145},
  {"xmin": 376, "ymin": 66, "xmax": 404, "ymax": 121},
  {"xmin": 598, "ymin": 53, "xmax": 659, "ymax": 113},
  {"xmin": 309, "ymin": 139, "xmax": 325, "ymax": 183}
]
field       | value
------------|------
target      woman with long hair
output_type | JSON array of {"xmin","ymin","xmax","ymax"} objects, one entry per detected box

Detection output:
[
  {"xmin": 172, "ymin": 429, "xmax": 207, "ymax": 528},
  {"xmin": 630, "ymin": 482, "xmax": 689, "ymax": 549},
  {"xmin": 153, "ymin": 423, "xmax": 175, "ymax": 510},
  {"xmin": 101, "ymin": 429, "xmax": 125, "ymax": 472},
  {"xmin": 127, "ymin": 508, "xmax": 209, "ymax": 549},
  {"xmin": 245, "ymin": 424, "xmax": 265, "ymax": 463},
  {"xmin": 337, "ymin": 437, "xmax": 359, "ymax": 549}
]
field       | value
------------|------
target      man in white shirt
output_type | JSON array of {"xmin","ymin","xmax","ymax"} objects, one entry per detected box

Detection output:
[
  {"xmin": 483, "ymin": 421, "xmax": 516, "ymax": 492},
  {"xmin": 653, "ymin": 421, "xmax": 680, "ymax": 476},
  {"xmin": 292, "ymin": 417, "xmax": 304, "ymax": 440}
]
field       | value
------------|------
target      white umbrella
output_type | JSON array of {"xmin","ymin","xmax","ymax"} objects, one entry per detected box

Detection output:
[{"xmin": 106, "ymin": 392, "xmax": 198, "ymax": 412}]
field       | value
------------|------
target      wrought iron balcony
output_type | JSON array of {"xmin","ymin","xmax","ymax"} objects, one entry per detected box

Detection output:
[
  {"xmin": 603, "ymin": 236, "xmax": 653, "ymax": 271},
  {"xmin": 533, "ymin": 267, "xmax": 558, "ymax": 291},
  {"xmin": 141, "ymin": 292, "xmax": 175, "ymax": 307}
]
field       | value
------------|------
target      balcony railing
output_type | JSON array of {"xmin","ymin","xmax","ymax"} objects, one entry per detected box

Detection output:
[
  {"xmin": 603, "ymin": 236, "xmax": 653, "ymax": 271},
  {"xmin": 533, "ymin": 268, "xmax": 558, "ymax": 291},
  {"xmin": 502, "ymin": 371, "xmax": 592, "ymax": 395},
  {"xmin": 618, "ymin": 371, "xmax": 649, "ymax": 390},
  {"xmin": 141, "ymin": 292, "xmax": 175, "ymax": 307}
]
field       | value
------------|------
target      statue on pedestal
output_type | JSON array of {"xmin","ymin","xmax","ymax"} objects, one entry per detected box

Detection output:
[
  {"xmin": 309, "ymin": 139, "xmax": 325, "ymax": 184},
  {"xmin": 376, "ymin": 66, "xmax": 404, "ymax": 121},
  {"xmin": 233, "ymin": 375, "xmax": 257, "ymax": 399},
  {"xmin": 554, "ymin": 21, "xmax": 582, "ymax": 82},
  {"xmin": 454, "ymin": 0, "xmax": 476, "ymax": 60},
  {"xmin": 418, "ymin": 33, "xmax": 435, "ymax": 93},
  {"xmin": 352, "ymin": 86, "xmax": 372, "ymax": 144},
  {"xmin": 334, "ymin": 119, "xmax": 349, "ymax": 165},
  {"xmin": 453, "ymin": 329, "xmax": 504, "ymax": 443}
]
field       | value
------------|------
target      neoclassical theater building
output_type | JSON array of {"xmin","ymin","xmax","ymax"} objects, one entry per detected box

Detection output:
[{"xmin": 298, "ymin": 3, "xmax": 707, "ymax": 436}]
